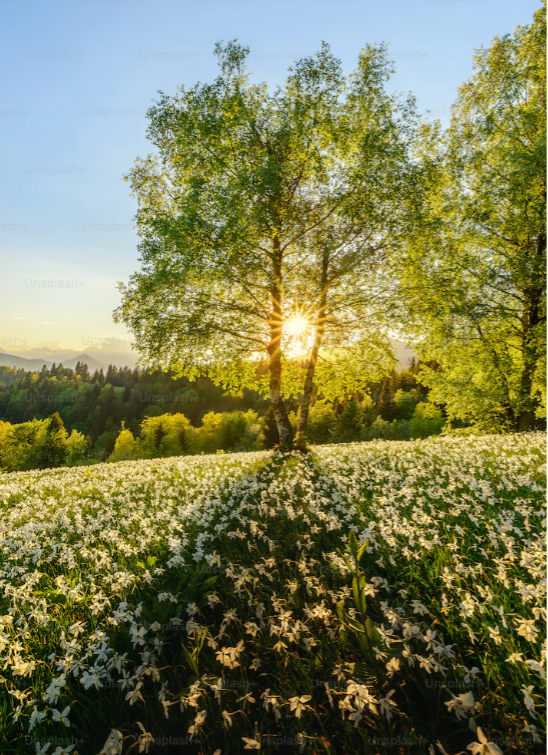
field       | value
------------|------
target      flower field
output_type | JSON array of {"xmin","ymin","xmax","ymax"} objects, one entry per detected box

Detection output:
[{"xmin": 0, "ymin": 434, "xmax": 545, "ymax": 754}]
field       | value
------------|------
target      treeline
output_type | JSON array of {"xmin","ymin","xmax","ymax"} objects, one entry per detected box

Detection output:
[
  {"xmin": 0, "ymin": 412, "xmax": 88, "ymax": 472},
  {"xmin": 0, "ymin": 360, "xmax": 446, "ymax": 471},
  {"xmin": 0, "ymin": 362, "xmax": 266, "ymax": 460}
]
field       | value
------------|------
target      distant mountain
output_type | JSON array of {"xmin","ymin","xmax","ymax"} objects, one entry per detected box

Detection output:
[
  {"xmin": 1, "ymin": 341, "xmax": 415, "ymax": 373},
  {"xmin": 0, "ymin": 352, "xmax": 53, "ymax": 371},
  {"xmin": 4, "ymin": 345, "xmax": 139, "ymax": 369},
  {"xmin": 0, "ymin": 351, "xmax": 108, "ymax": 373},
  {"xmin": 85, "ymin": 348, "xmax": 140, "ymax": 369}
]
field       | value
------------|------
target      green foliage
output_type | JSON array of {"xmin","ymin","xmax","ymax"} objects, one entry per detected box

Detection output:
[
  {"xmin": 36, "ymin": 411, "xmax": 67, "ymax": 469},
  {"xmin": 0, "ymin": 363, "xmax": 268, "ymax": 463},
  {"xmin": 140, "ymin": 413, "xmax": 192, "ymax": 457},
  {"xmin": 409, "ymin": 402, "xmax": 445, "ymax": 439},
  {"xmin": 0, "ymin": 363, "xmax": 447, "ymax": 470},
  {"xmin": 114, "ymin": 40, "xmax": 420, "ymax": 444},
  {"xmin": 393, "ymin": 388, "xmax": 420, "ymax": 420},
  {"xmin": 110, "ymin": 425, "xmax": 141, "ymax": 462},
  {"xmin": 366, "ymin": 417, "xmax": 393, "ymax": 441},
  {"xmin": 0, "ymin": 413, "xmax": 89, "ymax": 472},
  {"xmin": 396, "ymin": 6, "xmax": 546, "ymax": 431},
  {"xmin": 1, "ymin": 434, "xmax": 543, "ymax": 754},
  {"xmin": 109, "ymin": 410, "xmax": 263, "ymax": 462},
  {"xmin": 307, "ymin": 400, "xmax": 337, "ymax": 444},
  {"xmin": 331, "ymin": 400, "xmax": 362, "ymax": 444}
]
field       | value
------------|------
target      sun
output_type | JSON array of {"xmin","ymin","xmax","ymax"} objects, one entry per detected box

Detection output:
[{"xmin": 284, "ymin": 314, "xmax": 309, "ymax": 337}]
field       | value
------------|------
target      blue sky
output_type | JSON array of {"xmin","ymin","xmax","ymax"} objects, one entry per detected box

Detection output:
[{"xmin": 0, "ymin": 0, "xmax": 540, "ymax": 353}]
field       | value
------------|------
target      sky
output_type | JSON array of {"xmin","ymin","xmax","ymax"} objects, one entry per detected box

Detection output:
[{"xmin": 0, "ymin": 0, "xmax": 540, "ymax": 354}]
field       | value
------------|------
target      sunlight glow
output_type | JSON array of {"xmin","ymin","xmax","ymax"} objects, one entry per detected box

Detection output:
[{"xmin": 284, "ymin": 314, "xmax": 309, "ymax": 337}]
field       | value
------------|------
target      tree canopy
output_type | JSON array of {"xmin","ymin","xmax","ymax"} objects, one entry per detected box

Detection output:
[
  {"xmin": 115, "ymin": 40, "xmax": 419, "ymax": 447},
  {"xmin": 395, "ymin": 5, "xmax": 546, "ymax": 431}
]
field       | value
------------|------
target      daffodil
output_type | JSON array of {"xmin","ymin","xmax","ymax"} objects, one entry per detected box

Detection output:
[{"xmin": 466, "ymin": 727, "xmax": 503, "ymax": 755}]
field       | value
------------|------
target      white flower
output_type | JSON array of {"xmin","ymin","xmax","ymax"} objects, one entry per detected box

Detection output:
[
  {"xmin": 444, "ymin": 690, "xmax": 476, "ymax": 720},
  {"xmin": 459, "ymin": 594, "xmax": 476, "ymax": 619},
  {"xmin": 242, "ymin": 738, "xmax": 261, "ymax": 750},
  {"xmin": 35, "ymin": 744, "xmax": 51, "ymax": 755},
  {"xmin": 136, "ymin": 721, "xmax": 154, "ymax": 753},
  {"xmin": 28, "ymin": 707, "xmax": 47, "ymax": 732},
  {"xmin": 130, "ymin": 624, "xmax": 147, "ymax": 647},
  {"xmin": 125, "ymin": 682, "xmax": 144, "ymax": 706},
  {"xmin": 346, "ymin": 682, "xmax": 377, "ymax": 713},
  {"xmin": 487, "ymin": 626, "xmax": 502, "ymax": 645},
  {"xmin": 51, "ymin": 706, "xmax": 71, "ymax": 727},
  {"xmin": 99, "ymin": 729, "xmax": 124, "ymax": 755},
  {"xmin": 289, "ymin": 695, "xmax": 312, "ymax": 719},
  {"xmin": 215, "ymin": 640, "xmax": 244, "ymax": 669},
  {"xmin": 466, "ymin": 727, "xmax": 503, "ymax": 755},
  {"xmin": 43, "ymin": 675, "xmax": 67, "ymax": 705},
  {"xmin": 385, "ymin": 657, "xmax": 400, "ymax": 677},
  {"xmin": 505, "ymin": 652, "xmax": 524, "ymax": 664},
  {"xmin": 80, "ymin": 670, "xmax": 104, "ymax": 690},
  {"xmin": 521, "ymin": 685, "xmax": 537, "ymax": 718},
  {"xmin": 515, "ymin": 618, "xmax": 538, "ymax": 642},
  {"xmin": 11, "ymin": 658, "xmax": 36, "ymax": 677},
  {"xmin": 378, "ymin": 690, "xmax": 398, "ymax": 721},
  {"xmin": 188, "ymin": 709, "xmax": 206, "ymax": 739},
  {"xmin": 210, "ymin": 677, "xmax": 224, "ymax": 703},
  {"xmin": 523, "ymin": 724, "xmax": 541, "ymax": 744},
  {"xmin": 524, "ymin": 659, "xmax": 545, "ymax": 679},
  {"xmin": 262, "ymin": 689, "xmax": 282, "ymax": 722}
]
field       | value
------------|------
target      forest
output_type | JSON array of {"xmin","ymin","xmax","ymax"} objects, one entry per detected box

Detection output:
[{"xmin": 0, "ymin": 358, "xmax": 450, "ymax": 471}]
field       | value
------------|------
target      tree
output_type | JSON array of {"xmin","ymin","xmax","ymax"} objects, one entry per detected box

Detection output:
[
  {"xmin": 409, "ymin": 403, "xmax": 445, "ymax": 439},
  {"xmin": 331, "ymin": 400, "xmax": 361, "ymax": 443},
  {"xmin": 109, "ymin": 423, "xmax": 141, "ymax": 462},
  {"xmin": 139, "ymin": 413, "xmax": 191, "ymax": 457},
  {"xmin": 397, "ymin": 6, "xmax": 546, "ymax": 431},
  {"xmin": 115, "ymin": 40, "xmax": 418, "ymax": 448},
  {"xmin": 37, "ymin": 412, "xmax": 68, "ymax": 469},
  {"xmin": 65, "ymin": 429, "xmax": 89, "ymax": 465}
]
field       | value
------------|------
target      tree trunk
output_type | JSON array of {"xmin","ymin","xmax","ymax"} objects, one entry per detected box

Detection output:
[
  {"xmin": 295, "ymin": 248, "xmax": 330, "ymax": 449},
  {"xmin": 268, "ymin": 229, "xmax": 294, "ymax": 449},
  {"xmin": 516, "ymin": 280, "xmax": 542, "ymax": 433},
  {"xmin": 268, "ymin": 341, "xmax": 294, "ymax": 448}
]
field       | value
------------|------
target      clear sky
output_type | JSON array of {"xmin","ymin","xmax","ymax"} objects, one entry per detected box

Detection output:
[{"xmin": 0, "ymin": 0, "xmax": 540, "ymax": 353}]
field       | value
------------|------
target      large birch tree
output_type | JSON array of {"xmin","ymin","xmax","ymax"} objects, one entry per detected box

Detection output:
[{"xmin": 115, "ymin": 41, "xmax": 417, "ymax": 447}]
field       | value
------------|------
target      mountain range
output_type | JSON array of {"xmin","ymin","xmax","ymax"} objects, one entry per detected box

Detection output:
[
  {"xmin": 0, "ymin": 339, "xmax": 415, "ymax": 373},
  {"xmin": 0, "ymin": 348, "xmax": 111, "ymax": 372}
]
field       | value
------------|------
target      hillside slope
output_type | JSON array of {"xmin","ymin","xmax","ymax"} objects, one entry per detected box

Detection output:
[{"xmin": 0, "ymin": 435, "xmax": 544, "ymax": 754}]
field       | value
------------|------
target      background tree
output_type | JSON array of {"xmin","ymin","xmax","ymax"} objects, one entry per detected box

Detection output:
[
  {"xmin": 115, "ymin": 40, "xmax": 419, "ymax": 448},
  {"xmin": 37, "ymin": 412, "xmax": 68, "ymax": 469},
  {"xmin": 396, "ymin": 5, "xmax": 546, "ymax": 431}
]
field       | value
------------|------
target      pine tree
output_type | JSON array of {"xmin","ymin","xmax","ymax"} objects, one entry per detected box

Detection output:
[
  {"xmin": 37, "ymin": 412, "xmax": 67, "ymax": 469},
  {"xmin": 332, "ymin": 400, "xmax": 361, "ymax": 443}
]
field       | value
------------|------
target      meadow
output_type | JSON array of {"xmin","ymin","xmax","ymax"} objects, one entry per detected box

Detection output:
[{"xmin": 0, "ymin": 433, "xmax": 544, "ymax": 754}]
